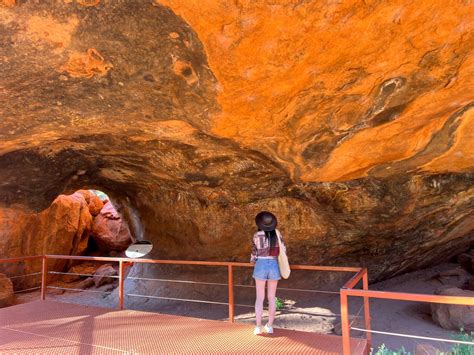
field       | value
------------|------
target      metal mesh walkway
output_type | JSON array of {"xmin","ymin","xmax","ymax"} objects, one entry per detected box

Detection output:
[{"xmin": 0, "ymin": 300, "xmax": 367, "ymax": 354}]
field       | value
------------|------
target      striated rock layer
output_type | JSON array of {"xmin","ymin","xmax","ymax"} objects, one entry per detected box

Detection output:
[{"xmin": 0, "ymin": 1, "xmax": 473, "ymax": 281}]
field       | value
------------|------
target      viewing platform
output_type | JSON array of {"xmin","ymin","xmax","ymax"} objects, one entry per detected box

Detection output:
[
  {"xmin": 0, "ymin": 300, "xmax": 367, "ymax": 354},
  {"xmin": 1, "ymin": 255, "xmax": 473, "ymax": 354}
]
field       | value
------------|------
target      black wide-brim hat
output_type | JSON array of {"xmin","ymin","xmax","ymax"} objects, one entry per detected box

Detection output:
[{"xmin": 255, "ymin": 211, "xmax": 277, "ymax": 231}]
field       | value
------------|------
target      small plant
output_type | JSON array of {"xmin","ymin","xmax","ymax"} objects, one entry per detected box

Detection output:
[
  {"xmin": 275, "ymin": 297, "xmax": 285, "ymax": 311},
  {"xmin": 450, "ymin": 328, "xmax": 474, "ymax": 355},
  {"xmin": 370, "ymin": 329, "xmax": 473, "ymax": 355},
  {"xmin": 370, "ymin": 344, "xmax": 410, "ymax": 355}
]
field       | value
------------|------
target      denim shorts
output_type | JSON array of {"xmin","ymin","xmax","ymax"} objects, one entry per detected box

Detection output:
[{"xmin": 253, "ymin": 258, "xmax": 281, "ymax": 281}]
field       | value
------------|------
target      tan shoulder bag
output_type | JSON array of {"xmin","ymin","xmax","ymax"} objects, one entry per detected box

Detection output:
[{"xmin": 276, "ymin": 229, "xmax": 290, "ymax": 279}]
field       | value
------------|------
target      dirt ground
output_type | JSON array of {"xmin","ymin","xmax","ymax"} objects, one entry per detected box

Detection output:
[{"xmin": 14, "ymin": 262, "xmax": 470, "ymax": 353}]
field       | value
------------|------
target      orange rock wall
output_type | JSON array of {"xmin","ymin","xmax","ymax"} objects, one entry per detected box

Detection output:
[
  {"xmin": 159, "ymin": 0, "xmax": 474, "ymax": 180},
  {"xmin": 0, "ymin": 1, "xmax": 473, "ymax": 281},
  {"xmin": 0, "ymin": 193, "xmax": 93, "ymax": 286}
]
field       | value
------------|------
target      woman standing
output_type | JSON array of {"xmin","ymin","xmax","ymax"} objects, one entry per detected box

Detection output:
[{"xmin": 250, "ymin": 211, "xmax": 287, "ymax": 335}]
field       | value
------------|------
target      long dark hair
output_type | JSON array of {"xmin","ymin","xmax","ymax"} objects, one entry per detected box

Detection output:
[{"xmin": 259, "ymin": 228, "xmax": 277, "ymax": 251}]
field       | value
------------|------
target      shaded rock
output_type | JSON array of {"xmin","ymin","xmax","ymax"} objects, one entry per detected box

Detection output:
[
  {"xmin": 457, "ymin": 253, "xmax": 474, "ymax": 274},
  {"xmin": 234, "ymin": 306, "xmax": 338, "ymax": 335},
  {"xmin": 93, "ymin": 264, "xmax": 117, "ymax": 287},
  {"xmin": 101, "ymin": 283, "xmax": 117, "ymax": 293},
  {"xmin": 415, "ymin": 343, "xmax": 439, "ymax": 355},
  {"xmin": 98, "ymin": 201, "xmax": 120, "ymax": 220},
  {"xmin": 0, "ymin": 208, "xmax": 28, "ymax": 278},
  {"xmin": 468, "ymin": 276, "xmax": 474, "ymax": 291},
  {"xmin": 435, "ymin": 268, "xmax": 470, "ymax": 288},
  {"xmin": 63, "ymin": 263, "xmax": 100, "ymax": 283},
  {"xmin": 431, "ymin": 287, "xmax": 474, "ymax": 331},
  {"xmin": 61, "ymin": 48, "xmax": 112, "ymax": 79},
  {"xmin": 91, "ymin": 202, "xmax": 132, "ymax": 252},
  {"xmin": 77, "ymin": 277, "xmax": 95, "ymax": 290},
  {"xmin": 0, "ymin": 274, "xmax": 14, "ymax": 308},
  {"xmin": 333, "ymin": 316, "xmax": 365, "ymax": 337},
  {"xmin": 47, "ymin": 286, "xmax": 65, "ymax": 296},
  {"xmin": 273, "ymin": 307, "xmax": 336, "ymax": 334}
]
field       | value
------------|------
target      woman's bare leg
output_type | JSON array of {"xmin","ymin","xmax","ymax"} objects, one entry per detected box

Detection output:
[
  {"xmin": 255, "ymin": 279, "xmax": 266, "ymax": 327},
  {"xmin": 266, "ymin": 280, "xmax": 278, "ymax": 327}
]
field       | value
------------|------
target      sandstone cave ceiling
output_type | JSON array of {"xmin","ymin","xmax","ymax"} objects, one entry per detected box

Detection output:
[{"xmin": 0, "ymin": 0, "xmax": 473, "ymax": 279}]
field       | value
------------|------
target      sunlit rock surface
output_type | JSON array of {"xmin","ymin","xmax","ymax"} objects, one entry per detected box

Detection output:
[
  {"xmin": 0, "ymin": 193, "xmax": 93, "ymax": 286},
  {"xmin": 0, "ymin": 1, "xmax": 473, "ymax": 281}
]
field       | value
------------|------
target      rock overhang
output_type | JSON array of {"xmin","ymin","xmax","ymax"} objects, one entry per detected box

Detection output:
[{"xmin": 0, "ymin": 0, "xmax": 473, "ymax": 280}]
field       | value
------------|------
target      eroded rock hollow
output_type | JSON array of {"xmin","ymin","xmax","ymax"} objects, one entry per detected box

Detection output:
[{"xmin": 1, "ymin": 0, "xmax": 473, "ymax": 281}]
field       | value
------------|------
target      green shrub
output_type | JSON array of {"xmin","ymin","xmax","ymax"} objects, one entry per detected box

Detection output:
[
  {"xmin": 370, "ymin": 344, "xmax": 410, "ymax": 355},
  {"xmin": 449, "ymin": 329, "xmax": 474, "ymax": 355},
  {"xmin": 370, "ymin": 329, "xmax": 473, "ymax": 355},
  {"xmin": 275, "ymin": 297, "xmax": 284, "ymax": 311}
]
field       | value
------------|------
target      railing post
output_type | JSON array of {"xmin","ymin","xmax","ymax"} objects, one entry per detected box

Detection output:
[
  {"xmin": 228, "ymin": 264, "xmax": 234, "ymax": 323},
  {"xmin": 340, "ymin": 289, "xmax": 351, "ymax": 355},
  {"xmin": 41, "ymin": 256, "xmax": 47, "ymax": 300},
  {"xmin": 118, "ymin": 260, "xmax": 125, "ymax": 310},
  {"xmin": 362, "ymin": 269, "xmax": 372, "ymax": 350}
]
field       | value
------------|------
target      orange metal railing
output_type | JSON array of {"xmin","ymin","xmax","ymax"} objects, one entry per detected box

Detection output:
[
  {"xmin": 4, "ymin": 255, "xmax": 474, "ymax": 354},
  {"xmin": 340, "ymin": 269, "xmax": 474, "ymax": 355},
  {"xmin": 1, "ymin": 255, "xmax": 365, "ymax": 325},
  {"xmin": 44, "ymin": 254, "xmax": 363, "ymax": 323}
]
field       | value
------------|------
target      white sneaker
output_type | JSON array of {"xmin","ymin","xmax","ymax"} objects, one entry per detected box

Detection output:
[
  {"xmin": 264, "ymin": 324, "xmax": 273, "ymax": 334},
  {"xmin": 253, "ymin": 326, "xmax": 262, "ymax": 335}
]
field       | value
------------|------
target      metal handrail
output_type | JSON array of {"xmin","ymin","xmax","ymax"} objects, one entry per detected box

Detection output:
[
  {"xmin": 351, "ymin": 327, "xmax": 474, "ymax": 346},
  {"xmin": 43, "ymin": 254, "xmax": 363, "ymax": 321},
  {"xmin": 0, "ymin": 257, "xmax": 43, "ymax": 294},
  {"xmin": 0, "ymin": 256, "xmax": 43, "ymax": 263},
  {"xmin": 42, "ymin": 271, "xmax": 341, "ymax": 294},
  {"xmin": 44, "ymin": 254, "xmax": 362, "ymax": 272},
  {"xmin": 8, "ymin": 272, "xmax": 42, "ymax": 280},
  {"xmin": 47, "ymin": 286, "xmax": 114, "ymax": 295},
  {"xmin": 5, "ymin": 254, "xmax": 473, "ymax": 353},
  {"xmin": 342, "ymin": 288, "xmax": 474, "ymax": 305},
  {"xmin": 1, "ymin": 255, "xmax": 364, "ymax": 325},
  {"xmin": 49, "ymin": 271, "xmax": 120, "ymax": 279},
  {"xmin": 14, "ymin": 287, "xmax": 41, "ymax": 294},
  {"xmin": 126, "ymin": 293, "xmax": 229, "ymax": 306},
  {"xmin": 340, "ymin": 271, "xmax": 474, "ymax": 354}
]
